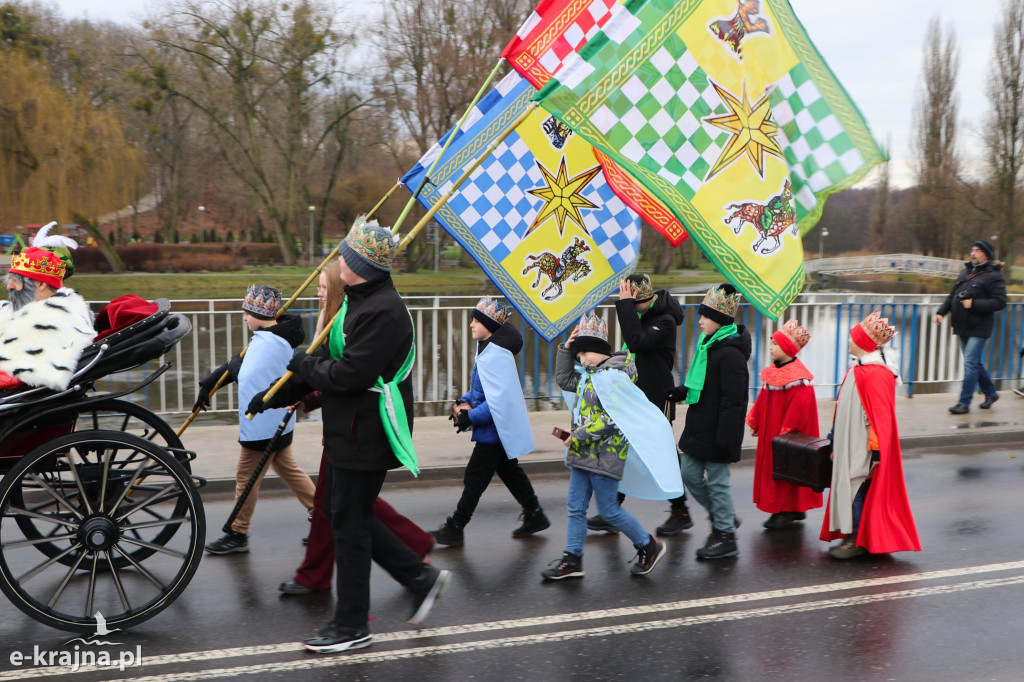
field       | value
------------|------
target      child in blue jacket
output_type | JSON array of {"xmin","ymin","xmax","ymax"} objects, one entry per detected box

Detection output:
[
  {"xmin": 196, "ymin": 285, "xmax": 313, "ymax": 555},
  {"xmin": 430, "ymin": 298, "xmax": 548, "ymax": 546}
]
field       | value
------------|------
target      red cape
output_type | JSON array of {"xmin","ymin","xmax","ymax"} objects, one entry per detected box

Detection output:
[
  {"xmin": 746, "ymin": 360, "xmax": 822, "ymax": 513},
  {"xmin": 820, "ymin": 364, "xmax": 921, "ymax": 553}
]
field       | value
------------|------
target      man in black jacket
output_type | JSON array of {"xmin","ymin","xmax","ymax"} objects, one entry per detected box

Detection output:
[
  {"xmin": 933, "ymin": 240, "xmax": 1007, "ymax": 414},
  {"xmin": 587, "ymin": 274, "xmax": 692, "ymax": 536},
  {"xmin": 668, "ymin": 284, "xmax": 750, "ymax": 560},
  {"xmin": 254, "ymin": 219, "xmax": 449, "ymax": 654}
]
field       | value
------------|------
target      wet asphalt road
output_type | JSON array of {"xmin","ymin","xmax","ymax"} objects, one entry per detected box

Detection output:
[{"xmin": 2, "ymin": 441, "xmax": 1024, "ymax": 681}]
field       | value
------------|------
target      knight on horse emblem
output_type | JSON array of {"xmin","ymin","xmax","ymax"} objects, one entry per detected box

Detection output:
[
  {"xmin": 723, "ymin": 179, "xmax": 798, "ymax": 255},
  {"xmin": 522, "ymin": 237, "xmax": 592, "ymax": 301}
]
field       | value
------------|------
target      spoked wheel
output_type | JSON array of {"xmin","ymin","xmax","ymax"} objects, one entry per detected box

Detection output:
[
  {"xmin": 76, "ymin": 398, "xmax": 185, "ymax": 454},
  {"xmin": 0, "ymin": 431, "xmax": 205, "ymax": 632},
  {"xmin": 14, "ymin": 401, "xmax": 190, "ymax": 566}
]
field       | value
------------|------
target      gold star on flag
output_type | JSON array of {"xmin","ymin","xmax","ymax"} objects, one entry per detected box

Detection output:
[
  {"xmin": 526, "ymin": 156, "xmax": 601, "ymax": 237},
  {"xmin": 704, "ymin": 80, "xmax": 784, "ymax": 180}
]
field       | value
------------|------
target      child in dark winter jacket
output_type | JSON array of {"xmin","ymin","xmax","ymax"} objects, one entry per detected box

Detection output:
[
  {"xmin": 543, "ymin": 312, "xmax": 667, "ymax": 581},
  {"xmin": 430, "ymin": 297, "xmax": 549, "ymax": 546},
  {"xmin": 668, "ymin": 284, "xmax": 750, "ymax": 560},
  {"xmin": 196, "ymin": 285, "xmax": 314, "ymax": 555}
]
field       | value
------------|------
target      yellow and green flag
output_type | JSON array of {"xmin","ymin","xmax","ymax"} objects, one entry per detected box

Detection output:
[{"xmin": 535, "ymin": 0, "xmax": 884, "ymax": 317}]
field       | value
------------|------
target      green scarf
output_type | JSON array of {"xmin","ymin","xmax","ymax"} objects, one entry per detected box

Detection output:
[
  {"xmin": 328, "ymin": 297, "xmax": 419, "ymax": 476},
  {"xmin": 683, "ymin": 323, "xmax": 737, "ymax": 405}
]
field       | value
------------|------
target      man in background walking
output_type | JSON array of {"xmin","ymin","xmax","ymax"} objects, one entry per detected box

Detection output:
[{"xmin": 934, "ymin": 240, "xmax": 1007, "ymax": 414}]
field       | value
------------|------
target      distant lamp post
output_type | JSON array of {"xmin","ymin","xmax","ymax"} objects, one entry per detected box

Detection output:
[
  {"xmin": 990, "ymin": 235, "xmax": 998, "ymax": 261},
  {"xmin": 818, "ymin": 226, "xmax": 829, "ymax": 260},
  {"xmin": 198, "ymin": 205, "xmax": 206, "ymax": 243},
  {"xmin": 308, "ymin": 206, "xmax": 316, "ymax": 266}
]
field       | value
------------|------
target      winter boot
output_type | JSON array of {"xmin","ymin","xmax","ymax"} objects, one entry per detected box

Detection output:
[
  {"xmin": 696, "ymin": 530, "xmax": 738, "ymax": 560},
  {"xmin": 541, "ymin": 552, "xmax": 584, "ymax": 581},
  {"xmin": 430, "ymin": 516, "xmax": 465, "ymax": 547},
  {"xmin": 512, "ymin": 508, "xmax": 550, "ymax": 538},
  {"xmin": 656, "ymin": 505, "xmax": 693, "ymax": 536},
  {"xmin": 586, "ymin": 513, "xmax": 619, "ymax": 534},
  {"xmin": 630, "ymin": 537, "xmax": 668, "ymax": 576}
]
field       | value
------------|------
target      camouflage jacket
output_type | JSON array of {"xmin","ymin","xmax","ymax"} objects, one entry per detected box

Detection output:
[{"xmin": 555, "ymin": 346, "xmax": 637, "ymax": 480}]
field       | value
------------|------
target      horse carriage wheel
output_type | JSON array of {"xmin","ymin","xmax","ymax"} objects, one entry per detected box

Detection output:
[
  {"xmin": 0, "ymin": 431, "xmax": 204, "ymax": 632},
  {"xmin": 11, "ymin": 400, "xmax": 191, "ymax": 568}
]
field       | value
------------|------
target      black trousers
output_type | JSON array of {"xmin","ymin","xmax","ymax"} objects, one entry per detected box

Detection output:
[
  {"xmin": 327, "ymin": 465, "xmax": 424, "ymax": 631},
  {"xmin": 453, "ymin": 441, "xmax": 540, "ymax": 526}
]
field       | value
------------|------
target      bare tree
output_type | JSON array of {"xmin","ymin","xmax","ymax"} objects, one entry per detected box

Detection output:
[
  {"xmin": 374, "ymin": 0, "xmax": 530, "ymax": 271},
  {"xmin": 910, "ymin": 17, "xmax": 960, "ymax": 257},
  {"xmin": 139, "ymin": 0, "xmax": 364, "ymax": 264},
  {"xmin": 982, "ymin": 0, "xmax": 1024, "ymax": 265}
]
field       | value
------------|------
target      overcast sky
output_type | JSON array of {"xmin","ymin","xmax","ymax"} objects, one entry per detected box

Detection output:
[{"xmin": 48, "ymin": 0, "xmax": 1001, "ymax": 187}]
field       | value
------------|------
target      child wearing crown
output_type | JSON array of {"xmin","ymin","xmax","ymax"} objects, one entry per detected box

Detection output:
[
  {"xmin": 543, "ymin": 312, "xmax": 683, "ymax": 581},
  {"xmin": 198, "ymin": 284, "xmax": 314, "ymax": 555},
  {"xmin": 746, "ymin": 319, "xmax": 823, "ymax": 530},
  {"xmin": 822, "ymin": 312, "xmax": 920, "ymax": 559},
  {"xmin": 429, "ymin": 297, "xmax": 549, "ymax": 546},
  {"xmin": 667, "ymin": 283, "xmax": 751, "ymax": 560}
]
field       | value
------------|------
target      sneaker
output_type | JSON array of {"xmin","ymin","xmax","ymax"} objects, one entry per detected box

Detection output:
[
  {"xmin": 205, "ymin": 531, "xmax": 249, "ymax": 555},
  {"xmin": 980, "ymin": 394, "xmax": 999, "ymax": 409},
  {"xmin": 696, "ymin": 530, "xmax": 738, "ymax": 560},
  {"xmin": 586, "ymin": 513, "xmax": 619, "ymax": 534},
  {"xmin": 408, "ymin": 567, "xmax": 451, "ymax": 625},
  {"xmin": 763, "ymin": 511, "xmax": 806, "ymax": 530},
  {"xmin": 656, "ymin": 506, "xmax": 693, "ymax": 536},
  {"xmin": 430, "ymin": 517, "xmax": 465, "ymax": 547},
  {"xmin": 828, "ymin": 533, "xmax": 868, "ymax": 560},
  {"xmin": 630, "ymin": 537, "xmax": 667, "ymax": 576},
  {"xmin": 302, "ymin": 624, "xmax": 372, "ymax": 654},
  {"xmin": 948, "ymin": 403, "xmax": 969, "ymax": 415},
  {"xmin": 512, "ymin": 508, "xmax": 550, "ymax": 538},
  {"xmin": 541, "ymin": 552, "xmax": 584, "ymax": 581}
]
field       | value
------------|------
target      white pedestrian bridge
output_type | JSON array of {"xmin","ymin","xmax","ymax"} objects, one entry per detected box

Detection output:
[
  {"xmin": 806, "ymin": 254, "xmax": 964, "ymax": 279},
  {"xmin": 99, "ymin": 291, "xmax": 1024, "ymax": 417}
]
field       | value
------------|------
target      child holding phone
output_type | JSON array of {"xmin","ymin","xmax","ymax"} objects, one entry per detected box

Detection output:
[{"xmin": 543, "ymin": 312, "xmax": 682, "ymax": 581}]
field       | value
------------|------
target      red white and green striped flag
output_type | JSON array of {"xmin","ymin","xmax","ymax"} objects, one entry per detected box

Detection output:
[
  {"xmin": 533, "ymin": 0, "xmax": 885, "ymax": 318},
  {"xmin": 502, "ymin": 0, "xmax": 689, "ymax": 247}
]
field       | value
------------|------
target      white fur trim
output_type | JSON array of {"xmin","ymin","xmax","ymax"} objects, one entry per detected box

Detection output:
[{"xmin": 0, "ymin": 289, "xmax": 94, "ymax": 390}]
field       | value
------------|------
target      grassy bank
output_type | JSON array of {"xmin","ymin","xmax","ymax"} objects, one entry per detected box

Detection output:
[{"xmin": 67, "ymin": 263, "xmax": 724, "ymax": 302}]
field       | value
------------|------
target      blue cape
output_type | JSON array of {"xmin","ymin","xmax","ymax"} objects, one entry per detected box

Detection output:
[
  {"xmin": 563, "ymin": 365, "xmax": 683, "ymax": 500},
  {"xmin": 476, "ymin": 343, "xmax": 535, "ymax": 460}
]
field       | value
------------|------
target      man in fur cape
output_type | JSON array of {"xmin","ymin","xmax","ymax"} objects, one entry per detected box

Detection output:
[{"xmin": 0, "ymin": 222, "xmax": 94, "ymax": 391}]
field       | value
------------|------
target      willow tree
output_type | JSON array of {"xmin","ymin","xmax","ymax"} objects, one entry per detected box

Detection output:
[
  {"xmin": 0, "ymin": 49, "xmax": 139, "ymax": 270},
  {"xmin": 141, "ymin": 0, "xmax": 363, "ymax": 265}
]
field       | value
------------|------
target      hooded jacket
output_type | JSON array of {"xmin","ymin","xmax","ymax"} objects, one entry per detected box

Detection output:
[
  {"xmin": 281, "ymin": 275, "xmax": 414, "ymax": 472},
  {"xmin": 615, "ymin": 289, "xmax": 684, "ymax": 418},
  {"xmin": 555, "ymin": 348, "xmax": 637, "ymax": 480},
  {"xmin": 238, "ymin": 313, "xmax": 305, "ymax": 446},
  {"xmin": 461, "ymin": 323, "xmax": 524, "ymax": 444},
  {"xmin": 936, "ymin": 260, "xmax": 1007, "ymax": 338},
  {"xmin": 678, "ymin": 326, "xmax": 752, "ymax": 463}
]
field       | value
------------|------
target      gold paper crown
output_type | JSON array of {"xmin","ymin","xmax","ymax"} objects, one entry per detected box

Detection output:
[
  {"xmin": 474, "ymin": 297, "xmax": 514, "ymax": 325},
  {"xmin": 345, "ymin": 217, "xmax": 398, "ymax": 269},
  {"xmin": 859, "ymin": 311, "xmax": 896, "ymax": 347},
  {"xmin": 578, "ymin": 312, "xmax": 608, "ymax": 342},
  {"xmin": 777, "ymin": 319, "xmax": 810, "ymax": 351},
  {"xmin": 628, "ymin": 274, "xmax": 654, "ymax": 301},
  {"xmin": 10, "ymin": 247, "xmax": 66, "ymax": 282},
  {"xmin": 701, "ymin": 285, "xmax": 739, "ymax": 319}
]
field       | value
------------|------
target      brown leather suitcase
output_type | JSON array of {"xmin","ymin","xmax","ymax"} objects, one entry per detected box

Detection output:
[{"xmin": 771, "ymin": 433, "xmax": 833, "ymax": 492}]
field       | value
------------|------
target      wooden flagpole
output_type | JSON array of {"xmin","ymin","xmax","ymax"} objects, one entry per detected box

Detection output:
[
  {"xmin": 245, "ymin": 100, "xmax": 540, "ymax": 420},
  {"xmin": 177, "ymin": 190, "xmax": 396, "ymax": 436}
]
